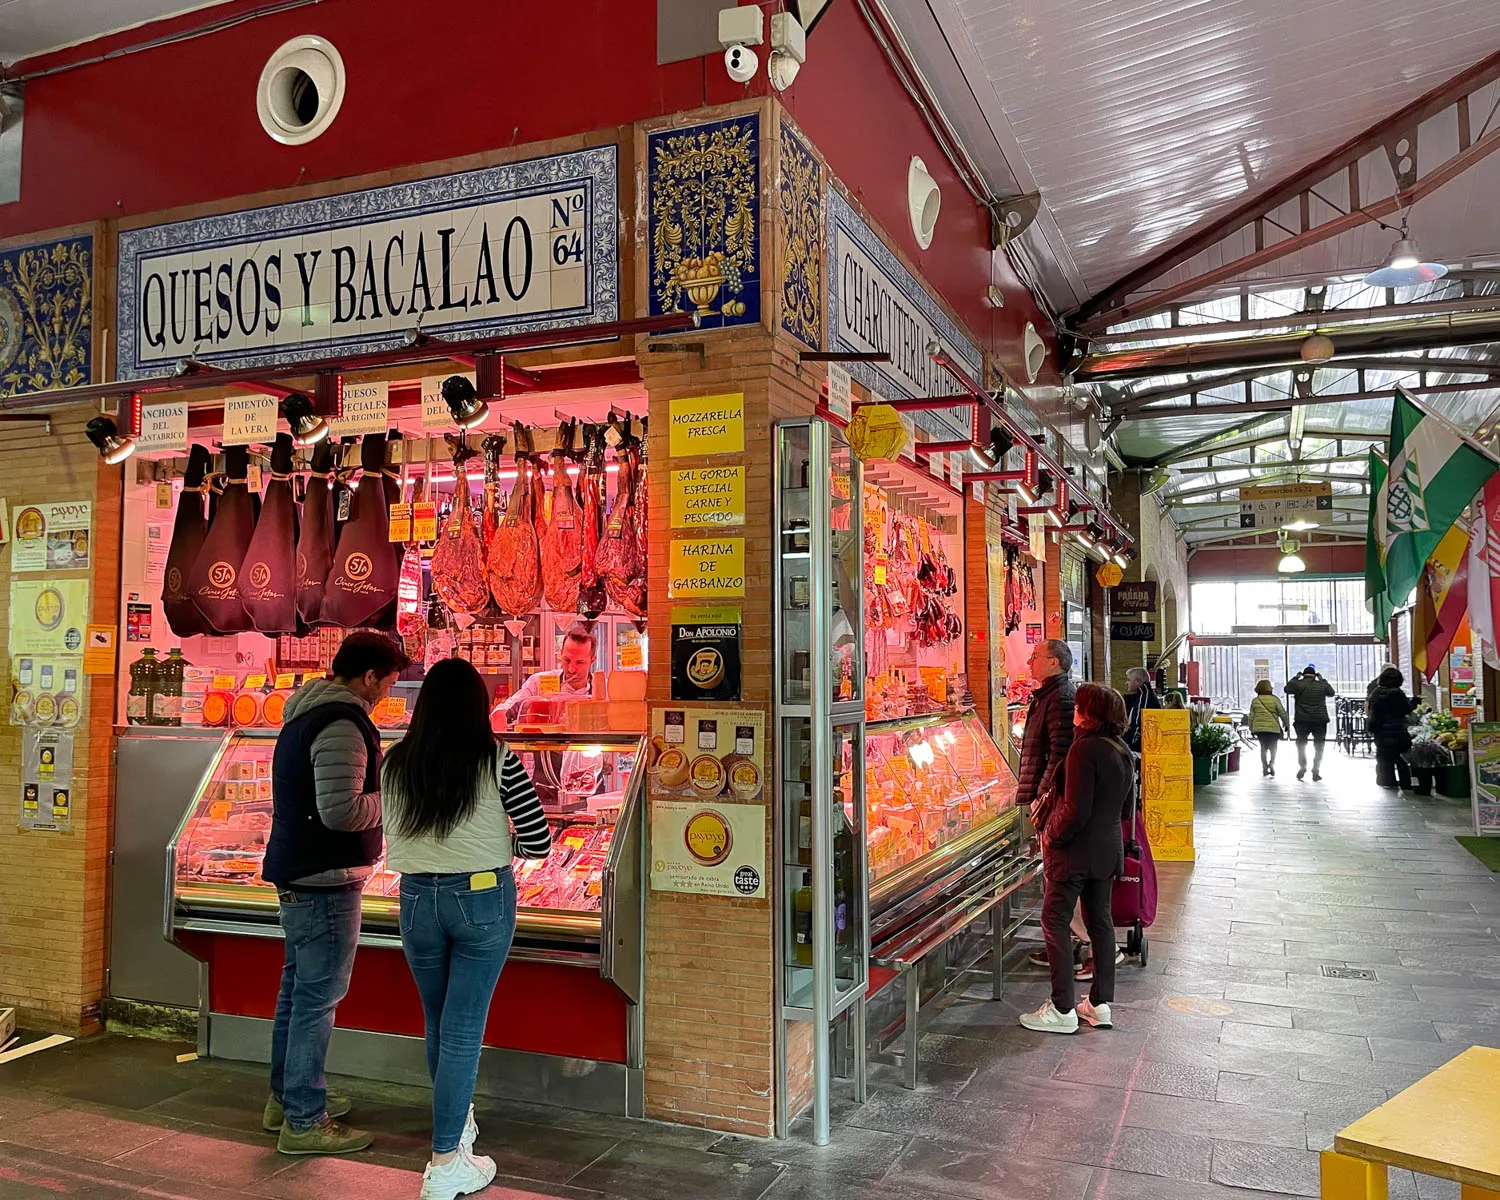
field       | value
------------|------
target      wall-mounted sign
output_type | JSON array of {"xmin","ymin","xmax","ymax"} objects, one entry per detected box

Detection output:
[
  {"xmin": 670, "ymin": 606, "xmax": 743, "ymax": 701},
  {"xmin": 825, "ymin": 363, "xmax": 852, "ymax": 420},
  {"xmin": 116, "ymin": 146, "xmax": 619, "ymax": 379},
  {"xmin": 648, "ymin": 707, "xmax": 765, "ymax": 804},
  {"xmin": 420, "ymin": 372, "xmax": 475, "ymax": 430},
  {"xmin": 9, "ymin": 501, "xmax": 91, "ymax": 573},
  {"xmin": 1111, "ymin": 621, "xmax": 1157, "ymax": 642},
  {"xmin": 9, "ymin": 579, "xmax": 89, "ymax": 656},
  {"xmin": 668, "ymin": 393, "xmax": 744, "ymax": 458},
  {"xmin": 826, "ymin": 186, "xmax": 983, "ymax": 444},
  {"xmin": 669, "ymin": 466, "xmax": 746, "ymax": 528},
  {"xmin": 1113, "ymin": 580, "xmax": 1158, "ymax": 613},
  {"xmin": 135, "ymin": 400, "xmax": 189, "ymax": 455},
  {"xmin": 667, "ymin": 537, "xmax": 746, "ymax": 597},
  {"xmin": 650, "ymin": 801, "xmax": 766, "ymax": 897},
  {"xmin": 222, "ymin": 394, "xmax": 279, "ymax": 446},
  {"xmin": 20, "ymin": 728, "xmax": 74, "ymax": 831},
  {"xmin": 1238, "ymin": 481, "xmax": 1333, "ymax": 528}
]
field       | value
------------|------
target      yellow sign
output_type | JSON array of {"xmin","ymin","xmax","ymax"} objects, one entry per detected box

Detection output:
[
  {"xmin": 670, "ymin": 466, "xmax": 746, "ymax": 528},
  {"xmin": 1096, "ymin": 561, "xmax": 1124, "ymax": 588},
  {"xmin": 212, "ymin": 673, "xmax": 238, "ymax": 691},
  {"xmin": 8, "ymin": 579, "xmax": 89, "ymax": 657},
  {"xmin": 619, "ymin": 643, "xmax": 644, "ymax": 668},
  {"xmin": 668, "ymin": 537, "xmax": 746, "ymax": 597},
  {"xmin": 651, "ymin": 800, "xmax": 766, "ymax": 897},
  {"xmin": 668, "ymin": 393, "xmax": 744, "ymax": 458},
  {"xmin": 82, "ymin": 625, "xmax": 116, "ymax": 675},
  {"xmin": 273, "ymin": 673, "xmax": 296, "ymax": 690},
  {"xmin": 388, "ymin": 503, "xmax": 412, "ymax": 542},
  {"xmin": 412, "ymin": 501, "xmax": 438, "ymax": 541},
  {"xmin": 846, "ymin": 403, "xmax": 909, "ymax": 462},
  {"xmin": 683, "ymin": 808, "xmax": 735, "ymax": 865},
  {"xmin": 1140, "ymin": 707, "xmax": 1194, "ymax": 861}
]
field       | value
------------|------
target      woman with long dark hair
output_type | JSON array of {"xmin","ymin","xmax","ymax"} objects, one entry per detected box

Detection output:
[{"xmin": 382, "ymin": 658, "xmax": 551, "ymax": 1200}]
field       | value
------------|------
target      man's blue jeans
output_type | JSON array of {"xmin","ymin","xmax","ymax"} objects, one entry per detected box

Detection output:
[
  {"xmin": 270, "ymin": 887, "xmax": 362, "ymax": 1130},
  {"xmin": 399, "ymin": 869, "xmax": 517, "ymax": 1153}
]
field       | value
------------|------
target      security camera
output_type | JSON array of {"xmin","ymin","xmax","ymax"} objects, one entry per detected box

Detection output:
[
  {"xmin": 767, "ymin": 51, "xmax": 799, "ymax": 91},
  {"xmin": 724, "ymin": 43, "xmax": 759, "ymax": 83},
  {"xmin": 768, "ymin": 12, "xmax": 805, "ymax": 91}
]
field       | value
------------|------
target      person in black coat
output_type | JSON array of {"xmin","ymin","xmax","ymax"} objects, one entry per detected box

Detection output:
[
  {"xmin": 1017, "ymin": 639, "xmax": 1077, "ymax": 820},
  {"xmin": 1021, "ymin": 683, "xmax": 1133, "ymax": 1036},
  {"xmin": 1368, "ymin": 666, "xmax": 1420, "ymax": 790}
]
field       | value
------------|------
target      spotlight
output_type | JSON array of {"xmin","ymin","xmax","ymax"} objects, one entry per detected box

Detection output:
[
  {"xmin": 987, "ymin": 424, "xmax": 1015, "ymax": 464},
  {"xmin": 86, "ymin": 416, "xmax": 136, "ymax": 465},
  {"xmin": 442, "ymin": 375, "xmax": 489, "ymax": 430},
  {"xmin": 280, "ymin": 392, "xmax": 329, "ymax": 446}
]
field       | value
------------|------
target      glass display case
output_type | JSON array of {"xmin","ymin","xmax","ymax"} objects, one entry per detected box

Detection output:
[
  {"xmin": 166, "ymin": 730, "xmax": 646, "ymax": 979},
  {"xmin": 863, "ymin": 712, "xmax": 1019, "ymax": 911}
]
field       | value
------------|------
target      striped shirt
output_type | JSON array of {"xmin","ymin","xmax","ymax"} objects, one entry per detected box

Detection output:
[{"xmin": 382, "ymin": 744, "xmax": 553, "ymax": 874}]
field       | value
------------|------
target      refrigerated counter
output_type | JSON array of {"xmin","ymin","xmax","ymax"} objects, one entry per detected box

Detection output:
[{"xmin": 160, "ymin": 729, "xmax": 647, "ymax": 1114}]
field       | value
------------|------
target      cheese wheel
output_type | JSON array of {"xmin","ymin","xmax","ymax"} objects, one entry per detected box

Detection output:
[
  {"xmin": 202, "ymin": 691, "xmax": 232, "ymax": 727},
  {"xmin": 263, "ymin": 692, "xmax": 289, "ymax": 727},
  {"xmin": 232, "ymin": 692, "xmax": 262, "ymax": 727}
]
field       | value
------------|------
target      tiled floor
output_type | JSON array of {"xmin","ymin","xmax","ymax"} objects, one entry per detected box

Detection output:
[{"xmin": 3, "ymin": 750, "xmax": 1499, "ymax": 1199}]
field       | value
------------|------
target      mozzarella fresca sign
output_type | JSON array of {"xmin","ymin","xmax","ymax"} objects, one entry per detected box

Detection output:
[
  {"xmin": 116, "ymin": 146, "xmax": 618, "ymax": 380},
  {"xmin": 826, "ymin": 186, "xmax": 983, "ymax": 443}
]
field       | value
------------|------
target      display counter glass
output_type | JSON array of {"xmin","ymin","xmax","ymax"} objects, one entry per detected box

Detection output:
[
  {"xmin": 167, "ymin": 729, "xmax": 645, "ymax": 952},
  {"xmin": 861, "ymin": 711, "xmax": 1018, "ymax": 909}
]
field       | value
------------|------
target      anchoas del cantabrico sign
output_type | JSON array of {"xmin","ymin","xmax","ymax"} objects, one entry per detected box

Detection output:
[{"xmin": 115, "ymin": 146, "xmax": 618, "ymax": 380}]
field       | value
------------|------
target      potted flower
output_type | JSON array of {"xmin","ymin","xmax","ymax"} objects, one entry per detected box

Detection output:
[
  {"xmin": 1191, "ymin": 723, "xmax": 1234, "ymax": 786},
  {"xmin": 1407, "ymin": 737, "xmax": 1449, "ymax": 796}
]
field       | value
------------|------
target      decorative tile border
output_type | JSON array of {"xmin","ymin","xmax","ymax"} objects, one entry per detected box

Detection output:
[{"xmin": 778, "ymin": 119, "xmax": 822, "ymax": 349}]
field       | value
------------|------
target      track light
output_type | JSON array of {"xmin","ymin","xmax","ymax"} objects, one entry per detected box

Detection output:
[
  {"xmin": 442, "ymin": 374, "xmax": 489, "ymax": 430},
  {"xmin": 987, "ymin": 424, "xmax": 1015, "ymax": 464},
  {"xmin": 280, "ymin": 392, "xmax": 329, "ymax": 446},
  {"xmin": 86, "ymin": 416, "xmax": 136, "ymax": 464}
]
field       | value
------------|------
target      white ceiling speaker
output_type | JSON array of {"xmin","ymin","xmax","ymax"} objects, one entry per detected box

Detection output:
[
  {"xmin": 257, "ymin": 36, "xmax": 346, "ymax": 146},
  {"xmin": 908, "ymin": 157, "xmax": 941, "ymax": 249},
  {"xmin": 1023, "ymin": 322, "xmax": 1047, "ymax": 383}
]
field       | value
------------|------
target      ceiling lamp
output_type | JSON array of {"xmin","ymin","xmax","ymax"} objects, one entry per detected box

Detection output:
[
  {"xmin": 1364, "ymin": 218, "xmax": 1448, "ymax": 288},
  {"xmin": 280, "ymin": 392, "xmax": 329, "ymax": 446},
  {"xmin": 1277, "ymin": 538, "xmax": 1307, "ymax": 574},
  {"xmin": 442, "ymin": 374, "xmax": 489, "ymax": 430},
  {"xmin": 1299, "ymin": 334, "xmax": 1335, "ymax": 362},
  {"xmin": 86, "ymin": 416, "xmax": 136, "ymax": 465}
]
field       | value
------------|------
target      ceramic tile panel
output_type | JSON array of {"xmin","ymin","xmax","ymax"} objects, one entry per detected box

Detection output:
[
  {"xmin": 777, "ymin": 119, "xmax": 822, "ymax": 351},
  {"xmin": 0, "ymin": 235, "xmax": 93, "ymax": 396}
]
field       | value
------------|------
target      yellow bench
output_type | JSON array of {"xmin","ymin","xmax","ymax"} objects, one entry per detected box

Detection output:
[{"xmin": 1322, "ymin": 1046, "xmax": 1500, "ymax": 1198}]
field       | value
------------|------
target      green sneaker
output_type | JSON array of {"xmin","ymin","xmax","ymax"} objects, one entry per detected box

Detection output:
[
  {"xmin": 263, "ymin": 1093, "xmax": 352, "ymax": 1132},
  {"xmin": 275, "ymin": 1115, "xmax": 372, "ymax": 1156}
]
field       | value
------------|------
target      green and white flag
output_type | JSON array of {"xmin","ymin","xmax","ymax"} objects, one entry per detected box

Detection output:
[{"xmin": 1366, "ymin": 388, "xmax": 1497, "ymax": 624}]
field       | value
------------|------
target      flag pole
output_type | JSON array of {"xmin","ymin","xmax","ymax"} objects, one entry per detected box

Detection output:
[{"xmin": 1395, "ymin": 386, "xmax": 1500, "ymax": 467}]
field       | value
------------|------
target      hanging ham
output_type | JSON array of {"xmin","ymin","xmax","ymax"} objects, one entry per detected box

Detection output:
[
  {"xmin": 597, "ymin": 436, "xmax": 645, "ymax": 619},
  {"xmin": 576, "ymin": 424, "xmax": 609, "ymax": 619},
  {"xmin": 488, "ymin": 424, "xmax": 543, "ymax": 616},
  {"xmin": 162, "ymin": 444, "xmax": 215, "ymax": 638},
  {"xmin": 187, "ymin": 445, "xmax": 257, "ymax": 633},
  {"xmin": 431, "ymin": 437, "xmax": 490, "ymax": 615},
  {"xmin": 541, "ymin": 421, "xmax": 582, "ymax": 611},
  {"xmin": 240, "ymin": 433, "xmax": 300, "ymax": 633},
  {"xmin": 480, "ymin": 434, "xmax": 506, "ymax": 550},
  {"xmin": 296, "ymin": 438, "xmax": 337, "ymax": 625},
  {"xmin": 322, "ymin": 433, "xmax": 400, "ymax": 628}
]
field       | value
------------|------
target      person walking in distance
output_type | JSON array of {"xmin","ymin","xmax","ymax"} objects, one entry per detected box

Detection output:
[
  {"xmin": 1017, "ymin": 639, "xmax": 1077, "ymax": 967},
  {"xmin": 1246, "ymin": 679, "xmax": 1291, "ymax": 777},
  {"xmin": 1284, "ymin": 664, "xmax": 1335, "ymax": 781},
  {"xmin": 1021, "ymin": 684, "xmax": 1133, "ymax": 1035},
  {"xmin": 262, "ymin": 632, "xmax": 410, "ymax": 1155},
  {"xmin": 383, "ymin": 658, "xmax": 553, "ymax": 1200}
]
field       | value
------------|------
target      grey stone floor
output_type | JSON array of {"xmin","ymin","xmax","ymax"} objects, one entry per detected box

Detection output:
[{"xmin": 3, "ymin": 750, "xmax": 1499, "ymax": 1199}]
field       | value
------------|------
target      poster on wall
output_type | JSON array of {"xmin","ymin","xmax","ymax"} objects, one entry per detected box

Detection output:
[
  {"xmin": 8, "ymin": 578, "xmax": 89, "ymax": 656},
  {"xmin": 647, "ymin": 707, "xmax": 764, "ymax": 804},
  {"xmin": 20, "ymin": 728, "xmax": 74, "ymax": 831},
  {"xmin": 650, "ymin": 801, "xmax": 766, "ymax": 898},
  {"xmin": 9, "ymin": 501, "xmax": 91, "ymax": 572},
  {"xmin": 10, "ymin": 657, "xmax": 84, "ymax": 728},
  {"xmin": 1469, "ymin": 722, "xmax": 1500, "ymax": 836}
]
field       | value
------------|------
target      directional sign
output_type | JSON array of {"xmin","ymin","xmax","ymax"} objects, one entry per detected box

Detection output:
[{"xmin": 1239, "ymin": 482, "xmax": 1334, "ymax": 528}]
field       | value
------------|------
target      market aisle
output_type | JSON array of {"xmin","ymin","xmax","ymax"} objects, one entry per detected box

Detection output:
[{"xmin": 2, "ymin": 749, "xmax": 1498, "ymax": 1200}]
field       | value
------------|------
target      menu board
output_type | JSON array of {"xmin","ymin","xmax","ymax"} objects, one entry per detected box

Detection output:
[{"xmin": 9, "ymin": 501, "xmax": 91, "ymax": 572}]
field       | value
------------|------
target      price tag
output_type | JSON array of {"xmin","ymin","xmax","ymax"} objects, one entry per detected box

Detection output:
[
  {"xmin": 246, "ymin": 464, "xmax": 262, "ymax": 492},
  {"xmin": 155, "ymin": 482, "xmax": 175, "ymax": 509},
  {"xmin": 620, "ymin": 643, "xmax": 644, "ymax": 668},
  {"xmin": 209, "ymin": 800, "xmax": 232, "ymax": 821},
  {"xmin": 412, "ymin": 501, "xmax": 438, "ymax": 541},
  {"xmin": 212, "ymin": 674, "xmax": 237, "ymax": 691},
  {"xmin": 389, "ymin": 502, "xmax": 412, "ymax": 542},
  {"xmin": 539, "ymin": 674, "xmax": 561, "ymax": 695},
  {"xmin": 873, "ymin": 552, "xmax": 888, "ymax": 585},
  {"xmin": 336, "ymin": 488, "xmax": 353, "ymax": 522},
  {"xmin": 274, "ymin": 673, "xmax": 296, "ymax": 690},
  {"xmin": 245, "ymin": 674, "xmax": 267, "ymax": 689}
]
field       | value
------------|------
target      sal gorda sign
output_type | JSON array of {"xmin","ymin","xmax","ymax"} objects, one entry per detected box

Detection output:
[
  {"xmin": 825, "ymin": 186, "xmax": 983, "ymax": 444},
  {"xmin": 115, "ymin": 146, "xmax": 619, "ymax": 380}
]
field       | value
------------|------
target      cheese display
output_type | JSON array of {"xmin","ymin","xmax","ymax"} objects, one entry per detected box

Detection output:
[{"xmin": 858, "ymin": 712, "xmax": 1017, "ymax": 889}]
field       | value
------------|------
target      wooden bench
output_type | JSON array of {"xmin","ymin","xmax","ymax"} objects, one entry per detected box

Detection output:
[{"xmin": 1321, "ymin": 1046, "xmax": 1500, "ymax": 1198}]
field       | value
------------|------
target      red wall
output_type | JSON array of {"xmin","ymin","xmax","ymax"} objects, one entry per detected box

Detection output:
[
  {"xmin": 1188, "ymin": 544, "xmax": 1368, "ymax": 578},
  {"xmin": 1, "ymin": 0, "xmax": 1054, "ymax": 378}
]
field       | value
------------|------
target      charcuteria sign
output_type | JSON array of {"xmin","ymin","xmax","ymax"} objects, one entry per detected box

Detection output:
[{"xmin": 115, "ymin": 146, "xmax": 619, "ymax": 380}]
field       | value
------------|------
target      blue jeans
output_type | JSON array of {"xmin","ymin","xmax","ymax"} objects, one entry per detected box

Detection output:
[
  {"xmin": 270, "ymin": 887, "xmax": 362, "ymax": 1131},
  {"xmin": 399, "ymin": 869, "xmax": 517, "ymax": 1153}
]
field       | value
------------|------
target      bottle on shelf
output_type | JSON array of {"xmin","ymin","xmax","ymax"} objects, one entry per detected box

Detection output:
[
  {"xmin": 158, "ymin": 648, "xmax": 189, "ymax": 727},
  {"xmin": 127, "ymin": 648, "xmax": 160, "ymax": 726}
]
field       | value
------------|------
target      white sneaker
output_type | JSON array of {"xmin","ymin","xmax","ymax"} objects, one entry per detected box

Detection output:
[
  {"xmin": 1019, "ymin": 1000, "xmax": 1079, "ymax": 1034},
  {"xmin": 1077, "ymin": 998, "xmax": 1113, "ymax": 1028},
  {"xmin": 420, "ymin": 1147, "xmax": 496, "ymax": 1200},
  {"xmin": 461, "ymin": 1105, "xmax": 477, "ymax": 1152}
]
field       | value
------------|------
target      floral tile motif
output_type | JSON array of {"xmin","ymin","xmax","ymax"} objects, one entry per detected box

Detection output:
[
  {"xmin": 0, "ymin": 237, "xmax": 92, "ymax": 396},
  {"xmin": 647, "ymin": 113, "xmax": 760, "ymax": 331},
  {"xmin": 778, "ymin": 120, "xmax": 822, "ymax": 349}
]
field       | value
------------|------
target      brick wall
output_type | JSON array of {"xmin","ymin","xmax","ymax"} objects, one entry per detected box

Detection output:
[
  {"xmin": 1108, "ymin": 472, "xmax": 1190, "ymax": 692},
  {"xmin": 0, "ymin": 407, "xmax": 122, "ymax": 1032}
]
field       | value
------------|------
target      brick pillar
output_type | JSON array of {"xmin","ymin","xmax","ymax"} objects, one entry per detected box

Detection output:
[
  {"xmin": 1043, "ymin": 551, "xmax": 1064, "ymax": 640},
  {"xmin": 964, "ymin": 495, "xmax": 992, "ymax": 727}
]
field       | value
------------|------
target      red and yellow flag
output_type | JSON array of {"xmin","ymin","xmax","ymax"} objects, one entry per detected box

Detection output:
[{"xmin": 1413, "ymin": 523, "xmax": 1470, "ymax": 680}]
